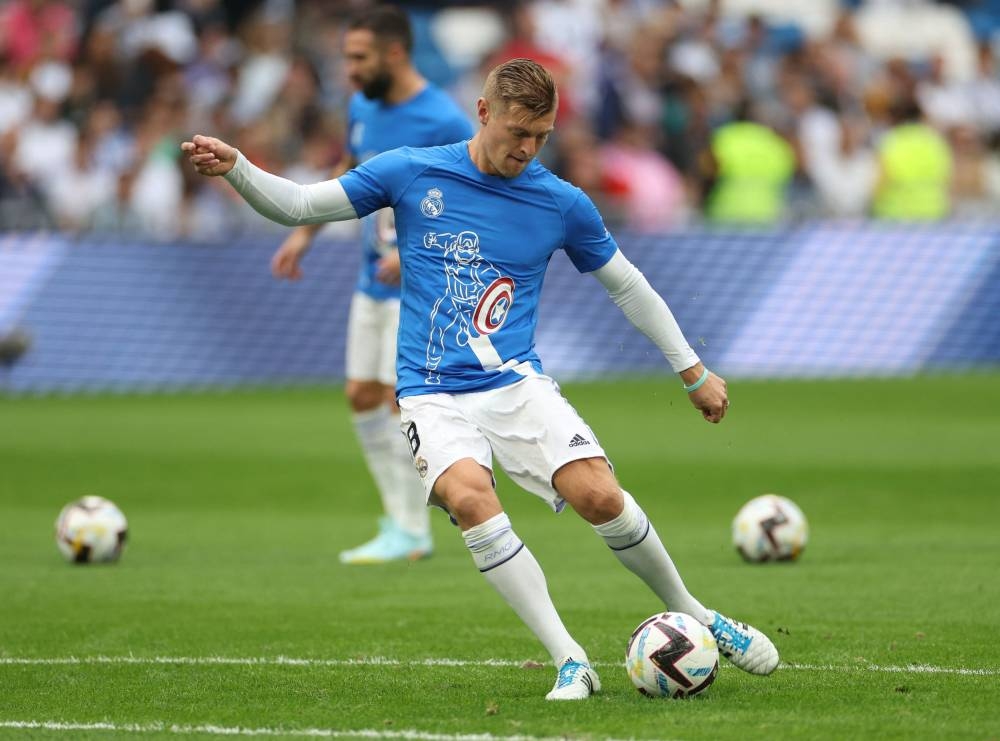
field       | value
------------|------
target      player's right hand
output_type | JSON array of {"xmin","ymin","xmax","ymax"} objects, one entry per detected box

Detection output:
[
  {"xmin": 181, "ymin": 134, "xmax": 237, "ymax": 177},
  {"xmin": 271, "ymin": 230, "xmax": 312, "ymax": 281}
]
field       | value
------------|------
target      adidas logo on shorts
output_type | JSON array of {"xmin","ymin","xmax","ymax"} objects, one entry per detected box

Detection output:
[{"xmin": 568, "ymin": 434, "xmax": 590, "ymax": 448}]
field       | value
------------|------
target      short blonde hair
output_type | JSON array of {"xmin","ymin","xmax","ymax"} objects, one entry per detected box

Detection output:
[{"xmin": 482, "ymin": 58, "xmax": 557, "ymax": 117}]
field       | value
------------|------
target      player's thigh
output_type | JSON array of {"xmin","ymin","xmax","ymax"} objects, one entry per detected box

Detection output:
[
  {"xmin": 473, "ymin": 374, "xmax": 611, "ymax": 512},
  {"xmin": 375, "ymin": 297, "xmax": 400, "ymax": 386},
  {"xmin": 346, "ymin": 292, "xmax": 397, "ymax": 385},
  {"xmin": 398, "ymin": 393, "xmax": 495, "ymax": 514}
]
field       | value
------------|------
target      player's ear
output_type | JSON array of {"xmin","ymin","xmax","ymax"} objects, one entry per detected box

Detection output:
[
  {"xmin": 476, "ymin": 98, "xmax": 489, "ymax": 126},
  {"xmin": 384, "ymin": 39, "xmax": 406, "ymax": 64}
]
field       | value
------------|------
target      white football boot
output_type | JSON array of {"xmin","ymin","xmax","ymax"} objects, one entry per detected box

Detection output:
[
  {"xmin": 545, "ymin": 657, "xmax": 601, "ymax": 700},
  {"xmin": 707, "ymin": 611, "xmax": 780, "ymax": 675}
]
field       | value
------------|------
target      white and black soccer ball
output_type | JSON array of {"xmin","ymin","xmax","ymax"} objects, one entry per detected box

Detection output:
[
  {"xmin": 625, "ymin": 611, "xmax": 719, "ymax": 698},
  {"xmin": 54, "ymin": 496, "xmax": 128, "ymax": 564},
  {"xmin": 732, "ymin": 494, "xmax": 808, "ymax": 563}
]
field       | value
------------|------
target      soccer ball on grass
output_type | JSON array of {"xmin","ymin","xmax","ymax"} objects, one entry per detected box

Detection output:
[
  {"xmin": 625, "ymin": 611, "xmax": 719, "ymax": 698},
  {"xmin": 54, "ymin": 496, "xmax": 128, "ymax": 563},
  {"xmin": 732, "ymin": 493, "xmax": 808, "ymax": 562}
]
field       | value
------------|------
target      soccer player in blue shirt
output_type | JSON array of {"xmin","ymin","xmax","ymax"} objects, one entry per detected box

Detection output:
[
  {"xmin": 184, "ymin": 58, "xmax": 779, "ymax": 701},
  {"xmin": 271, "ymin": 7, "xmax": 473, "ymax": 565}
]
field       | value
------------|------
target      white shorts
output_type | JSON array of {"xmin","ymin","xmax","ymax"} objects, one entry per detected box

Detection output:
[
  {"xmin": 397, "ymin": 370, "xmax": 610, "ymax": 513},
  {"xmin": 345, "ymin": 292, "xmax": 400, "ymax": 385}
]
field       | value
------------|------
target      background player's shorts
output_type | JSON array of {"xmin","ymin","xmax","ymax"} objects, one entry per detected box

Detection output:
[
  {"xmin": 397, "ymin": 370, "xmax": 611, "ymax": 513},
  {"xmin": 345, "ymin": 292, "xmax": 399, "ymax": 385}
]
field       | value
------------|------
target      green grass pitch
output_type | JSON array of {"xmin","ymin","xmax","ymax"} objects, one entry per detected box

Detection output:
[{"xmin": 1, "ymin": 374, "xmax": 998, "ymax": 740}]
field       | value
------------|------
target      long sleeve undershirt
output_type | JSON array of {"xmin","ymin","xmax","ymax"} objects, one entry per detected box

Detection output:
[
  {"xmin": 592, "ymin": 250, "xmax": 700, "ymax": 373},
  {"xmin": 223, "ymin": 151, "xmax": 357, "ymax": 226}
]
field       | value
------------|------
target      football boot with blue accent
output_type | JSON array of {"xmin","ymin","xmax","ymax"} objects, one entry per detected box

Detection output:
[
  {"xmin": 338, "ymin": 517, "xmax": 433, "ymax": 564},
  {"xmin": 708, "ymin": 611, "xmax": 779, "ymax": 675},
  {"xmin": 545, "ymin": 657, "xmax": 601, "ymax": 700}
]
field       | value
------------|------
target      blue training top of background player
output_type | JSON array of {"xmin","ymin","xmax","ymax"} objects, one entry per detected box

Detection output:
[
  {"xmin": 347, "ymin": 87, "xmax": 474, "ymax": 301},
  {"xmin": 339, "ymin": 141, "xmax": 620, "ymax": 398}
]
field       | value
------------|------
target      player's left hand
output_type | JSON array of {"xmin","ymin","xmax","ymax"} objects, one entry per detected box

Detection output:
[
  {"xmin": 375, "ymin": 251, "xmax": 401, "ymax": 285},
  {"xmin": 682, "ymin": 366, "xmax": 729, "ymax": 424}
]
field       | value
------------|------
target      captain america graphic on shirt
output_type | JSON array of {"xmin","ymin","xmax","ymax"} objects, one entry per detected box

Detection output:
[{"xmin": 422, "ymin": 230, "xmax": 512, "ymax": 385}]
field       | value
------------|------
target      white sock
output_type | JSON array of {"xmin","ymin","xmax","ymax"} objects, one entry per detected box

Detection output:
[
  {"xmin": 384, "ymin": 411, "xmax": 430, "ymax": 538},
  {"xmin": 464, "ymin": 513, "xmax": 587, "ymax": 666},
  {"xmin": 352, "ymin": 407, "xmax": 405, "ymax": 527},
  {"xmin": 594, "ymin": 491, "xmax": 713, "ymax": 625}
]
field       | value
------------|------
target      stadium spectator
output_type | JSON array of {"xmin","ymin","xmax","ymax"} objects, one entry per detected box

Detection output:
[
  {"xmin": 872, "ymin": 96, "xmax": 953, "ymax": 221},
  {"xmin": 967, "ymin": 41, "xmax": 1000, "ymax": 136},
  {"xmin": 46, "ymin": 126, "xmax": 117, "ymax": 232},
  {"xmin": 182, "ymin": 57, "xmax": 780, "ymax": 701},
  {"xmin": 229, "ymin": 9, "xmax": 292, "ymax": 126},
  {"xmin": 1, "ymin": 0, "xmax": 78, "ymax": 72},
  {"xmin": 948, "ymin": 123, "xmax": 996, "ymax": 218},
  {"xmin": 704, "ymin": 100, "xmax": 796, "ymax": 224},
  {"xmin": 810, "ymin": 112, "xmax": 878, "ymax": 219},
  {"xmin": 8, "ymin": 61, "xmax": 78, "ymax": 206},
  {"xmin": 599, "ymin": 119, "xmax": 689, "ymax": 231},
  {"xmin": 779, "ymin": 74, "xmax": 839, "ymax": 181},
  {"xmin": 917, "ymin": 52, "xmax": 973, "ymax": 131}
]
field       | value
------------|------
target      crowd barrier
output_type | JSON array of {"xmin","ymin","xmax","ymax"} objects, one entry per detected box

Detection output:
[{"xmin": 1, "ymin": 223, "xmax": 998, "ymax": 394}]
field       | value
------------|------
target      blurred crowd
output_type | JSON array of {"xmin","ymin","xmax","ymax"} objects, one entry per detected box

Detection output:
[{"xmin": 2, "ymin": 0, "xmax": 1000, "ymax": 239}]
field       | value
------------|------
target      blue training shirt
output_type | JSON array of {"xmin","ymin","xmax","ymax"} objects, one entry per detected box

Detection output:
[
  {"xmin": 339, "ymin": 141, "xmax": 620, "ymax": 398},
  {"xmin": 347, "ymin": 87, "xmax": 473, "ymax": 300}
]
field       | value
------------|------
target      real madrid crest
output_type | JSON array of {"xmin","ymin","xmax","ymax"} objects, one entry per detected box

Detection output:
[{"xmin": 420, "ymin": 188, "xmax": 444, "ymax": 218}]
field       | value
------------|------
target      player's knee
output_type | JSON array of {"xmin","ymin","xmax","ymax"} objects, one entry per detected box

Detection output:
[
  {"xmin": 444, "ymin": 489, "xmax": 498, "ymax": 527},
  {"xmin": 434, "ymin": 462, "xmax": 499, "ymax": 529},
  {"xmin": 578, "ymin": 485, "xmax": 624, "ymax": 525},
  {"xmin": 555, "ymin": 459, "xmax": 623, "ymax": 525}
]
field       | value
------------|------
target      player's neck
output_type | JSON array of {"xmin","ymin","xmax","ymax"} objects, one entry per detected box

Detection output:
[
  {"xmin": 466, "ymin": 135, "xmax": 501, "ymax": 177},
  {"xmin": 384, "ymin": 67, "xmax": 427, "ymax": 105}
]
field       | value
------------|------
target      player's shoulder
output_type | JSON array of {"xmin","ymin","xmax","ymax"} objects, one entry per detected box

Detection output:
[
  {"xmin": 421, "ymin": 84, "xmax": 464, "ymax": 110},
  {"xmin": 525, "ymin": 161, "xmax": 588, "ymax": 211},
  {"xmin": 413, "ymin": 85, "xmax": 474, "ymax": 132},
  {"xmin": 395, "ymin": 141, "xmax": 467, "ymax": 166},
  {"xmin": 348, "ymin": 91, "xmax": 373, "ymax": 115}
]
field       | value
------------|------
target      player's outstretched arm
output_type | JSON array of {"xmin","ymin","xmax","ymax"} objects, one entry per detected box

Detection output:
[
  {"xmin": 181, "ymin": 136, "xmax": 358, "ymax": 228},
  {"xmin": 592, "ymin": 250, "xmax": 728, "ymax": 424}
]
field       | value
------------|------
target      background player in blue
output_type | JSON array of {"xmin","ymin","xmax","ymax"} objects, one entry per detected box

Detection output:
[
  {"xmin": 271, "ymin": 7, "xmax": 473, "ymax": 565},
  {"xmin": 184, "ymin": 59, "xmax": 780, "ymax": 700}
]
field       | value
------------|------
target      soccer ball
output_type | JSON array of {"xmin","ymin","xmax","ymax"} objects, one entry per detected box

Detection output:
[
  {"xmin": 732, "ymin": 494, "xmax": 808, "ymax": 563},
  {"xmin": 625, "ymin": 611, "xmax": 719, "ymax": 698},
  {"xmin": 54, "ymin": 496, "xmax": 128, "ymax": 563}
]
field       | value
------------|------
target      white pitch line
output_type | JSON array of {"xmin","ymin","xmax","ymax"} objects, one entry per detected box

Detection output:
[
  {"xmin": 0, "ymin": 655, "xmax": 997, "ymax": 676},
  {"xmin": 0, "ymin": 721, "xmax": 643, "ymax": 741},
  {"xmin": 780, "ymin": 662, "xmax": 999, "ymax": 677},
  {"xmin": 0, "ymin": 656, "xmax": 522, "ymax": 668}
]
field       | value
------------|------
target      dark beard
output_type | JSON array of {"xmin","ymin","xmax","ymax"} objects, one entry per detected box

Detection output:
[{"xmin": 361, "ymin": 71, "xmax": 392, "ymax": 100}]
